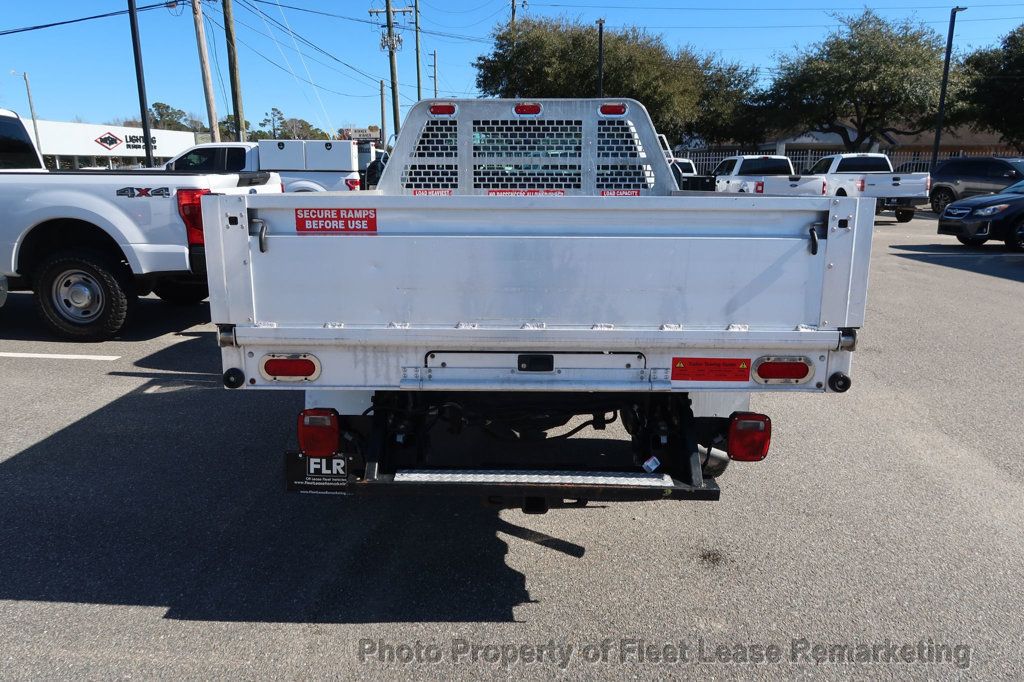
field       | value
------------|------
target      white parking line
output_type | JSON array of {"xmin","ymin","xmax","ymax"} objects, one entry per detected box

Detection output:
[{"xmin": 0, "ymin": 351, "xmax": 121, "ymax": 361}]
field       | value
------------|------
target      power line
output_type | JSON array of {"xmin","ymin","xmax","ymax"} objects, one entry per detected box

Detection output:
[
  {"xmin": 0, "ymin": 1, "xmax": 171, "ymax": 36},
  {"xmin": 531, "ymin": 1, "xmax": 1024, "ymax": 11}
]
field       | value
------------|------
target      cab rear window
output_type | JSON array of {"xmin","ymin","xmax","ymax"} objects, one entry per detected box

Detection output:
[
  {"xmin": 836, "ymin": 157, "xmax": 891, "ymax": 173},
  {"xmin": 738, "ymin": 157, "xmax": 792, "ymax": 175},
  {"xmin": 0, "ymin": 115, "xmax": 42, "ymax": 169}
]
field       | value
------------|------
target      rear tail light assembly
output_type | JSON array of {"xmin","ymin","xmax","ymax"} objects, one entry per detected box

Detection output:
[
  {"xmin": 599, "ymin": 102, "xmax": 628, "ymax": 116},
  {"xmin": 514, "ymin": 102, "xmax": 542, "ymax": 116},
  {"xmin": 260, "ymin": 353, "xmax": 322, "ymax": 382},
  {"xmin": 297, "ymin": 408, "xmax": 340, "ymax": 458},
  {"xmin": 821, "ymin": 179, "xmax": 828, "ymax": 195},
  {"xmin": 856, "ymin": 178, "xmax": 865, "ymax": 192},
  {"xmin": 727, "ymin": 412, "xmax": 771, "ymax": 461},
  {"xmin": 752, "ymin": 356, "xmax": 813, "ymax": 385},
  {"xmin": 926, "ymin": 175, "xmax": 931, "ymax": 192},
  {"xmin": 754, "ymin": 181, "xmax": 765, "ymax": 194},
  {"xmin": 428, "ymin": 103, "xmax": 456, "ymax": 116},
  {"xmin": 177, "ymin": 188, "xmax": 212, "ymax": 246},
  {"xmin": 344, "ymin": 178, "xmax": 361, "ymax": 191}
]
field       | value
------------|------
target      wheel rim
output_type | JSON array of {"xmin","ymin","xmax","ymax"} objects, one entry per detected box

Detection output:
[{"xmin": 51, "ymin": 269, "xmax": 105, "ymax": 323}]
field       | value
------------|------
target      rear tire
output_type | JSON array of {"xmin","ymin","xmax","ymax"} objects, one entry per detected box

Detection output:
[
  {"xmin": 33, "ymin": 250, "xmax": 133, "ymax": 341},
  {"xmin": 895, "ymin": 208, "xmax": 915, "ymax": 223},
  {"xmin": 1004, "ymin": 220, "xmax": 1024, "ymax": 252},
  {"xmin": 152, "ymin": 281, "xmax": 209, "ymax": 305},
  {"xmin": 931, "ymin": 188, "xmax": 955, "ymax": 214},
  {"xmin": 956, "ymin": 236, "xmax": 988, "ymax": 247}
]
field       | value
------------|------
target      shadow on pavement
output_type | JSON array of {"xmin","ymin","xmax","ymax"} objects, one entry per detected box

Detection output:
[
  {"xmin": 889, "ymin": 243, "xmax": 1024, "ymax": 283},
  {"xmin": 0, "ymin": 333, "xmax": 555, "ymax": 623},
  {"xmin": 0, "ymin": 293, "xmax": 211, "ymax": 343}
]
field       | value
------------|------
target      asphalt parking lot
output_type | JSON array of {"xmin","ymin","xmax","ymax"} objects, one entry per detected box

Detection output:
[{"xmin": 1, "ymin": 213, "xmax": 1022, "ymax": 678}]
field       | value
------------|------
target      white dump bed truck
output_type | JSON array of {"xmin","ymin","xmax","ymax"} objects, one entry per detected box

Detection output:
[{"xmin": 203, "ymin": 99, "xmax": 873, "ymax": 512}]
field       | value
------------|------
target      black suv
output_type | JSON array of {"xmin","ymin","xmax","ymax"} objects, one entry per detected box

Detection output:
[{"xmin": 929, "ymin": 157, "xmax": 1024, "ymax": 213}]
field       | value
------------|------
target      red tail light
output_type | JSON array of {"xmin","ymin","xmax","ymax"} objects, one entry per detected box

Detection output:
[
  {"xmin": 821, "ymin": 179, "xmax": 828, "ymax": 195},
  {"xmin": 753, "ymin": 356, "xmax": 812, "ymax": 384},
  {"xmin": 514, "ymin": 102, "xmax": 542, "ymax": 115},
  {"xmin": 429, "ymin": 103, "xmax": 456, "ymax": 116},
  {"xmin": 926, "ymin": 175, "xmax": 931, "ymax": 192},
  {"xmin": 297, "ymin": 408, "xmax": 340, "ymax": 458},
  {"xmin": 177, "ymin": 188, "xmax": 211, "ymax": 246},
  {"xmin": 754, "ymin": 181, "xmax": 765, "ymax": 194},
  {"xmin": 727, "ymin": 412, "xmax": 771, "ymax": 461},
  {"xmin": 600, "ymin": 103, "xmax": 627, "ymax": 116},
  {"xmin": 856, "ymin": 178, "xmax": 865, "ymax": 192},
  {"xmin": 260, "ymin": 354, "xmax": 321, "ymax": 382},
  {"xmin": 344, "ymin": 178, "xmax": 361, "ymax": 191}
]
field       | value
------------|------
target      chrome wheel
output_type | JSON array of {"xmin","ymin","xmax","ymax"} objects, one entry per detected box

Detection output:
[{"xmin": 51, "ymin": 269, "xmax": 105, "ymax": 323}]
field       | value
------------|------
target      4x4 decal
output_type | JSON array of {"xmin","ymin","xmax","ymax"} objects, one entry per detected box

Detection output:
[{"xmin": 116, "ymin": 187, "xmax": 170, "ymax": 198}]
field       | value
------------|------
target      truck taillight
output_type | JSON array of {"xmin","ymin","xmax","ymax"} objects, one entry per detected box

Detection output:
[
  {"xmin": 345, "ymin": 178, "xmax": 360, "ymax": 191},
  {"xmin": 429, "ymin": 103, "xmax": 456, "ymax": 116},
  {"xmin": 177, "ymin": 188, "xmax": 211, "ymax": 246},
  {"xmin": 514, "ymin": 102, "xmax": 542, "ymax": 115},
  {"xmin": 753, "ymin": 356, "xmax": 813, "ymax": 384},
  {"xmin": 926, "ymin": 175, "xmax": 931, "ymax": 192},
  {"xmin": 755, "ymin": 181, "xmax": 765, "ymax": 194},
  {"xmin": 822, "ymin": 179, "xmax": 828, "ymax": 195},
  {"xmin": 599, "ymin": 102, "xmax": 627, "ymax": 116},
  {"xmin": 260, "ymin": 353, "xmax": 322, "ymax": 382},
  {"xmin": 297, "ymin": 408, "xmax": 340, "ymax": 458},
  {"xmin": 856, "ymin": 178, "xmax": 865, "ymax": 192},
  {"xmin": 727, "ymin": 412, "xmax": 771, "ymax": 461}
]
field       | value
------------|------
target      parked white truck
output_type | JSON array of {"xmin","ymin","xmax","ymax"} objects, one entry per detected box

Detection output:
[
  {"xmin": 204, "ymin": 99, "xmax": 872, "ymax": 512},
  {"xmin": 165, "ymin": 140, "xmax": 361, "ymax": 193},
  {"xmin": 805, "ymin": 153, "xmax": 930, "ymax": 222},
  {"xmin": 0, "ymin": 108, "xmax": 281, "ymax": 340},
  {"xmin": 712, "ymin": 155, "xmax": 826, "ymax": 196}
]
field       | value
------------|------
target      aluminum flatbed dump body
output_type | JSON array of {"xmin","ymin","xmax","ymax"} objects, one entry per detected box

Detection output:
[{"xmin": 203, "ymin": 99, "xmax": 873, "ymax": 510}]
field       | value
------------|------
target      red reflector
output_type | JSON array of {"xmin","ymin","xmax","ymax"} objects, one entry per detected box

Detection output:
[
  {"xmin": 755, "ymin": 361, "xmax": 811, "ymax": 381},
  {"xmin": 514, "ymin": 102, "xmax": 542, "ymax": 115},
  {"xmin": 297, "ymin": 408, "xmax": 340, "ymax": 458},
  {"xmin": 263, "ymin": 357, "xmax": 317, "ymax": 377},
  {"xmin": 429, "ymin": 103, "xmax": 456, "ymax": 115},
  {"xmin": 599, "ymin": 103, "xmax": 627, "ymax": 115},
  {"xmin": 754, "ymin": 180, "xmax": 765, "ymax": 194},
  {"xmin": 727, "ymin": 412, "xmax": 771, "ymax": 461},
  {"xmin": 344, "ymin": 178, "xmax": 361, "ymax": 191},
  {"xmin": 177, "ymin": 188, "xmax": 212, "ymax": 246}
]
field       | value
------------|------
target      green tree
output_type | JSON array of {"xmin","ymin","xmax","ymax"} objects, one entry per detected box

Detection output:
[
  {"xmin": 961, "ymin": 25, "xmax": 1024, "ymax": 152},
  {"xmin": 218, "ymin": 114, "xmax": 252, "ymax": 140},
  {"xmin": 280, "ymin": 117, "xmax": 327, "ymax": 140},
  {"xmin": 148, "ymin": 102, "xmax": 189, "ymax": 131},
  {"xmin": 688, "ymin": 60, "xmax": 768, "ymax": 146},
  {"xmin": 260, "ymin": 107, "xmax": 286, "ymax": 139},
  {"xmin": 767, "ymin": 11, "xmax": 950, "ymax": 151},
  {"xmin": 474, "ymin": 18, "xmax": 703, "ymax": 140}
]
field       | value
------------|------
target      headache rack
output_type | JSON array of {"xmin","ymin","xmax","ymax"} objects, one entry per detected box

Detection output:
[{"xmin": 376, "ymin": 98, "xmax": 678, "ymax": 197}]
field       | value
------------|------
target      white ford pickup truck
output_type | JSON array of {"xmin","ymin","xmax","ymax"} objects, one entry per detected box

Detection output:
[
  {"xmin": 805, "ymin": 153, "xmax": 930, "ymax": 222},
  {"xmin": 204, "ymin": 99, "xmax": 873, "ymax": 512},
  {"xmin": 165, "ymin": 140, "xmax": 361, "ymax": 193},
  {"xmin": 713, "ymin": 155, "xmax": 826, "ymax": 196},
  {"xmin": 0, "ymin": 109, "xmax": 281, "ymax": 340}
]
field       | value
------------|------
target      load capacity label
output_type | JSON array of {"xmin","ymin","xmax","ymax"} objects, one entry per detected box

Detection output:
[
  {"xmin": 295, "ymin": 208, "xmax": 377, "ymax": 233},
  {"xmin": 600, "ymin": 189, "xmax": 641, "ymax": 196},
  {"xmin": 671, "ymin": 357, "xmax": 751, "ymax": 382}
]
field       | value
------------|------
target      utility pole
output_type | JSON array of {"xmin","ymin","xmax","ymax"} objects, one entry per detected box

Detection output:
[
  {"xmin": 596, "ymin": 19, "xmax": 605, "ymax": 97},
  {"xmin": 12, "ymin": 72, "xmax": 41, "ymax": 153},
  {"xmin": 430, "ymin": 50, "xmax": 438, "ymax": 98},
  {"xmin": 127, "ymin": 0, "xmax": 155, "ymax": 166},
  {"xmin": 380, "ymin": 80, "xmax": 387, "ymax": 148},
  {"xmin": 931, "ymin": 6, "xmax": 967, "ymax": 171},
  {"xmin": 511, "ymin": 0, "xmax": 516, "ymax": 26},
  {"xmin": 414, "ymin": 0, "xmax": 422, "ymax": 100},
  {"xmin": 222, "ymin": 0, "xmax": 246, "ymax": 141},
  {"xmin": 191, "ymin": 0, "xmax": 219, "ymax": 141},
  {"xmin": 369, "ymin": 1, "xmax": 412, "ymax": 135}
]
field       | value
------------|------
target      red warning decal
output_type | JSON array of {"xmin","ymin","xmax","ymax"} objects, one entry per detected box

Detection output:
[
  {"xmin": 295, "ymin": 208, "xmax": 376, "ymax": 233},
  {"xmin": 600, "ymin": 189, "xmax": 641, "ymax": 196},
  {"xmin": 671, "ymin": 357, "xmax": 751, "ymax": 382},
  {"xmin": 486, "ymin": 189, "xmax": 566, "ymax": 196}
]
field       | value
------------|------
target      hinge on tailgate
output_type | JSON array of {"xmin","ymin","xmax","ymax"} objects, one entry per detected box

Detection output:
[
  {"xmin": 216, "ymin": 324, "xmax": 237, "ymax": 348},
  {"xmin": 838, "ymin": 327, "xmax": 857, "ymax": 351}
]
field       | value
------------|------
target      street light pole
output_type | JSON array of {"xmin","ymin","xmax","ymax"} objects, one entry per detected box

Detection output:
[
  {"xmin": 596, "ymin": 19, "xmax": 605, "ymax": 97},
  {"xmin": 931, "ymin": 6, "xmax": 967, "ymax": 171},
  {"xmin": 11, "ymin": 71, "xmax": 42, "ymax": 153}
]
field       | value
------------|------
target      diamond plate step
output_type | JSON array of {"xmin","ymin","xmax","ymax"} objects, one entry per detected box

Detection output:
[{"xmin": 392, "ymin": 469, "xmax": 674, "ymax": 488}]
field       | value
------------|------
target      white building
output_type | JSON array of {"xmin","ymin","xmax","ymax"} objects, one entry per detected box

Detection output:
[{"xmin": 24, "ymin": 118, "xmax": 198, "ymax": 169}]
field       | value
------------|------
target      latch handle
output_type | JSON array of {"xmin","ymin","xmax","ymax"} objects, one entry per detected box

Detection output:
[{"xmin": 808, "ymin": 225, "xmax": 819, "ymax": 256}]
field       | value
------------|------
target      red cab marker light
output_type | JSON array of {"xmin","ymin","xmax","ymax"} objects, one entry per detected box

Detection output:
[
  {"xmin": 514, "ymin": 102, "xmax": 542, "ymax": 115},
  {"xmin": 297, "ymin": 408, "xmax": 340, "ymax": 458},
  {"xmin": 752, "ymin": 356, "xmax": 813, "ymax": 385},
  {"xmin": 727, "ymin": 412, "xmax": 771, "ymax": 461},
  {"xmin": 260, "ymin": 354, "xmax": 322, "ymax": 382},
  {"xmin": 429, "ymin": 103, "xmax": 456, "ymax": 116},
  {"xmin": 599, "ymin": 102, "xmax": 627, "ymax": 116},
  {"xmin": 177, "ymin": 188, "xmax": 212, "ymax": 246}
]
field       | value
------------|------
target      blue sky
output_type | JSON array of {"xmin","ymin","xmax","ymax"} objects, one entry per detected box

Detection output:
[{"xmin": 0, "ymin": 0, "xmax": 1020, "ymax": 134}]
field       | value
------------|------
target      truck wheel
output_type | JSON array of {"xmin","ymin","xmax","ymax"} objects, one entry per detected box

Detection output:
[
  {"xmin": 895, "ymin": 208, "xmax": 915, "ymax": 223},
  {"xmin": 33, "ymin": 250, "xmax": 133, "ymax": 341},
  {"xmin": 931, "ymin": 189, "xmax": 954, "ymax": 214},
  {"xmin": 956, "ymin": 236, "xmax": 988, "ymax": 247},
  {"xmin": 152, "ymin": 282, "xmax": 209, "ymax": 305},
  {"xmin": 1004, "ymin": 220, "xmax": 1024, "ymax": 252}
]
